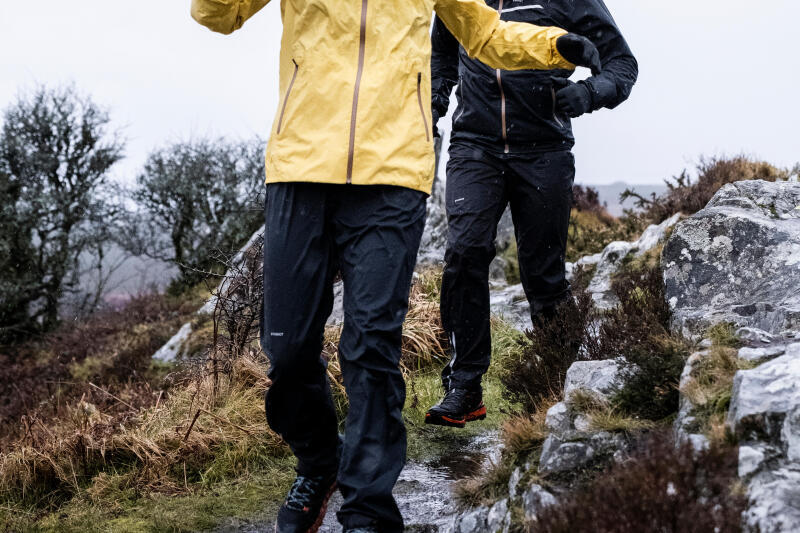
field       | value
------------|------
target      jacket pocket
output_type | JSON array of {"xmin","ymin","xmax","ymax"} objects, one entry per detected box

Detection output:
[
  {"xmin": 277, "ymin": 59, "xmax": 299, "ymax": 135},
  {"xmin": 416, "ymin": 72, "xmax": 431, "ymax": 142}
]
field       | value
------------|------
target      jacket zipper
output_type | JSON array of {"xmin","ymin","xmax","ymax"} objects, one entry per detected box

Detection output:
[
  {"xmin": 495, "ymin": 0, "xmax": 509, "ymax": 154},
  {"xmin": 346, "ymin": 0, "xmax": 369, "ymax": 184},
  {"xmin": 417, "ymin": 73, "xmax": 431, "ymax": 142},
  {"xmin": 551, "ymin": 86, "xmax": 564, "ymax": 128},
  {"xmin": 276, "ymin": 59, "xmax": 299, "ymax": 134}
]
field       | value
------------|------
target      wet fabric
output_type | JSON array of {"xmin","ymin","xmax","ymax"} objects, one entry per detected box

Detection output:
[
  {"xmin": 440, "ymin": 144, "xmax": 574, "ymax": 391},
  {"xmin": 431, "ymin": 0, "xmax": 637, "ymax": 154},
  {"xmin": 261, "ymin": 182, "xmax": 426, "ymax": 531},
  {"xmin": 190, "ymin": 0, "xmax": 578, "ymax": 194}
]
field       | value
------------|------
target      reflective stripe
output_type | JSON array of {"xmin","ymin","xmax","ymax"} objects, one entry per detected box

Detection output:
[{"xmin": 501, "ymin": 4, "xmax": 544, "ymax": 14}]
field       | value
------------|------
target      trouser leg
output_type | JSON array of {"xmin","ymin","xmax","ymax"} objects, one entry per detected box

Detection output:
[
  {"xmin": 332, "ymin": 185, "xmax": 427, "ymax": 532},
  {"xmin": 261, "ymin": 182, "xmax": 340, "ymax": 476},
  {"xmin": 440, "ymin": 145, "xmax": 507, "ymax": 391},
  {"xmin": 507, "ymin": 150, "xmax": 575, "ymax": 320}
]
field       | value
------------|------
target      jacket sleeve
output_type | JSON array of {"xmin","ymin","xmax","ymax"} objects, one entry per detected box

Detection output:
[
  {"xmin": 566, "ymin": 0, "xmax": 638, "ymax": 111},
  {"xmin": 431, "ymin": 16, "xmax": 460, "ymax": 122},
  {"xmin": 433, "ymin": 0, "xmax": 574, "ymax": 71},
  {"xmin": 191, "ymin": 0, "xmax": 270, "ymax": 35}
]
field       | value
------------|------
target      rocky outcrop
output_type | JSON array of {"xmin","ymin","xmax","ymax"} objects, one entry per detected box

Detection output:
[
  {"xmin": 725, "ymin": 343, "xmax": 800, "ymax": 533},
  {"xmin": 574, "ymin": 213, "xmax": 681, "ymax": 310},
  {"xmin": 667, "ymin": 180, "xmax": 800, "ymax": 533},
  {"xmin": 664, "ymin": 180, "xmax": 800, "ymax": 338}
]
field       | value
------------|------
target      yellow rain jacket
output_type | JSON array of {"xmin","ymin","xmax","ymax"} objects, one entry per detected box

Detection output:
[{"xmin": 191, "ymin": 0, "xmax": 576, "ymax": 194}]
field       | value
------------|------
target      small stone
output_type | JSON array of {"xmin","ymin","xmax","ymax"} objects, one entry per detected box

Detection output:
[
  {"xmin": 522, "ymin": 484, "xmax": 557, "ymax": 521},
  {"xmin": 699, "ymin": 338, "xmax": 714, "ymax": 348},
  {"xmin": 507, "ymin": 467, "xmax": 522, "ymax": 498},
  {"xmin": 738, "ymin": 344, "xmax": 787, "ymax": 363},
  {"xmin": 736, "ymin": 327, "xmax": 776, "ymax": 345},
  {"xmin": 452, "ymin": 506, "xmax": 488, "ymax": 533},
  {"xmin": 739, "ymin": 445, "xmax": 768, "ymax": 478},
  {"xmin": 544, "ymin": 402, "xmax": 572, "ymax": 438},
  {"xmin": 487, "ymin": 498, "xmax": 510, "ymax": 533},
  {"xmin": 573, "ymin": 415, "xmax": 592, "ymax": 433},
  {"xmin": 564, "ymin": 360, "xmax": 623, "ymax": 403},
  {"xmin": 539, "ymin": 440, "xmax": 595, "ymax": 475}
]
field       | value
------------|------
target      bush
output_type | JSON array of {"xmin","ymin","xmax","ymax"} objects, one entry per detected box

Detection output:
[
  {"xmin": 603, "ymin": 258, "xmax": 690, "ymax": 421},
  {"xmin": 499, "ymin": 271, "xmax": 601, "ymax": 414},
  {"xmin": 622, "ymin": 156, "xmax": 791, "ymax": 224},
  {"xmin": 531, "ymin": 433, "xmax": 746, "ymax": 533}
]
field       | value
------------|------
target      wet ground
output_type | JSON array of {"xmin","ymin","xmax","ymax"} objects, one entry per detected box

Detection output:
[{"xmin": 214, "ymin": 432, "xmax": 499, "ymax": 533}]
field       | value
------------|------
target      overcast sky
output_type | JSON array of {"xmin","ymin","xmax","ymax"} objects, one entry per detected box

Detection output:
[{"xmin": 1, "ymin": 1, "xmax": 798, "ymax": 185}]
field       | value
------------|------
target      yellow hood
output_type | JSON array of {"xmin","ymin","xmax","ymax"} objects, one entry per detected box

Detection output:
[{"xmin": 191, "ymin": 0, "xmax": 574, "ymax": 194}]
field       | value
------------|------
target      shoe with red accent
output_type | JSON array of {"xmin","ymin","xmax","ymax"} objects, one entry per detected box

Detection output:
[
  {"xmin": 425, "ymin": 387, "xmax": 486, "ymax": 428},
  {"xmin": 275, "ymin": 471, "xmax": 337, "ymax": 533}
]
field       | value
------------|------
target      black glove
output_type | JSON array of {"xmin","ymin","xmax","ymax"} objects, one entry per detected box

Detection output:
[
  {"xmin": 556, "ymin": 34, "xmax": 602, "ymax": 76},
  {"xmin": 554, "ymin": 79, "xmax": 593, "ymax": 118}
]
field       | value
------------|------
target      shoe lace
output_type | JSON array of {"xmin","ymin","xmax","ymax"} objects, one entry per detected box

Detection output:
[{"xmin": 285, "ymin": 475, "xmax": 326, "ymax": 511}]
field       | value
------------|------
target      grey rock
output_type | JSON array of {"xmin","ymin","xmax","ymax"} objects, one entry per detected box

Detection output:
[
  {"xmin": 326, "ymin": 281, "xmax": 344, "ymax": 326},
  {"xmin": 587, "ymin": 213, "xmax": 681, "ymax": 309},
  {"xmin": 564, "ymin": 360, "xmax": 624, "ymax": 403},
  {"xmin": 489, "ymin": 283, "xmax": 532, "ymax": 331},
  {"xmin": 417, "ymin": 164, "xmax": 447, "ymax": 266},
  {"xmin": 539, "ymin": 437, "xmax": 595, "ymax": 475},
  {"xmin": 727, "ymin": 352, "xmax": 800, "ymax": 442},
  {"xmin": 487, "ymin": 499, "xmax": 510, "ymax": 533},
  {"xmin": 450, "ymin": 506, "xmax": 489, "ymax": 533},
  {"xmin": 739, "ymin": 444, "xmax": 770, "ymax": 479},
  {"xmin": 545, "ymin": 402, "xmax": 572, "ymax": 438},
  {"xmin": 152, "ymin": 322, "xmax": 193, "ymax": 362},
  {"xmin": 664, "ymin": 180, "xmax": 800, "ymax": 337},
  {"xmin": 783, "ymin": 405, "xmax": 800, "ymax": 462},
  {"xmin": 738, "ymin": 344, "xmax": 788, "ymax": 363},
  {"xmin": 737, "ymin": 327, "xmax": 776, "ymax": 345},
  {"xmin": 573, "ymin": 414, "xmax": 592, "ymax": 433},
  {"xmin": 489, "ymin": 256, "xmax": 508, "ymax": 284},
  {"xmin": 744, "ymin": 468, "xmax": 800, "ymax": 533},
  {"xmin": 522, "ymin": 484, "xmax": 557, "ymax": 522},
  {"xmin": 507, "ymin": 467, "xmax": 522, "ymax": 499}
]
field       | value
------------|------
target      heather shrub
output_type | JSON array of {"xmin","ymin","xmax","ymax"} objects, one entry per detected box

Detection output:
[
  {"xmin": 531, "ymin": 433, "xmax": 746, "ymax": 533},
  {"xmin": 622, "ymin": 155, "xmax": 791, "ymax": 223},
  {"xmin": 499, "ymin": 269, "xmax": 601, "ymax": 414},
  {"xmin": 604, "ymin": 259, "xmax": 690, "ymax": 421}
]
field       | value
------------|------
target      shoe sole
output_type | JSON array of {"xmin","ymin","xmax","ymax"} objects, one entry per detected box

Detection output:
[
  {"xmin": 274, "ymin": 482, "xmax": 337, "ymax": 533},
  {"xmin": 424, "ymin": 405, "xmax": 487, "ymax": 428}
]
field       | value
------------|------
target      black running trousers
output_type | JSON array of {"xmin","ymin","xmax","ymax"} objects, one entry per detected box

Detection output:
[
  {"xmin": 440, "ymin": 143, "xmax": 574, "ymax": 391},
  {"xmin": 261, "ymin": 182, "xmax": 426, "ymax": 531}
]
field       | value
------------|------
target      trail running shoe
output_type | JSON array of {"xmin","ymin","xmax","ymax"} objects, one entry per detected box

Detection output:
[
  {"xmin": 425, "ymin": 387, "xmax": 486, "ymax": 428},
  {"xmin": 275, "ymin": 471, "xmax": 337, "ymax": 533}
]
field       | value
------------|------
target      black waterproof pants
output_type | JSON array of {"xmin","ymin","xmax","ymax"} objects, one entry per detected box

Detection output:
[
  {"xmin": 440, "ymin": 143, "xmax": 574, "ymax": 391},
  {"xmin": 261, "ymin": 182, "xmax": 426, "ymax": 531}
]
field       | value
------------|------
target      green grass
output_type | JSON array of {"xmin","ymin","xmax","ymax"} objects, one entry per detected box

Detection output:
[{"xmin": 11, "ymin": 456, "xmax": 296, "ymax": 533}]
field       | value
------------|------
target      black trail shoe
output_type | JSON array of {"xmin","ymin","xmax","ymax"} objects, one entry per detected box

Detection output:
[
  {"xmin": 275, "ymin": 471, "xmax": 337, "ymax": 533},
  {"xmin": 425, "ymin": 388, "xmax": 486, "ymax": 428}
]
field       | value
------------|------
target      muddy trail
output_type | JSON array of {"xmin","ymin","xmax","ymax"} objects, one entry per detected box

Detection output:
[{"xmin": 213, "ymin": 432, "xmax": 500, "ymax": 532}]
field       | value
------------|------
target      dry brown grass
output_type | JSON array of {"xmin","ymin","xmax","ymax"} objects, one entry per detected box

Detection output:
[
  {"xmin": 501, "ymin": 396, "xmax": 557, "ymax": 457},
  {"xmin": 0, "ymin": 350, "xmax": 284, "ymax": 505}
]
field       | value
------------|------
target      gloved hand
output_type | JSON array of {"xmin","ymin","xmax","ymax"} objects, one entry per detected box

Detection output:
[
  {"xmin": 556, "ymin": 34, "xmax": 602, "ymax": 76},
  {"xmin": 554, "ymin": 79, "xmax": 593, "ymax": 118},
  {"xmin": 432, "ymin": 109, "xmax": 440, "ymax": 138}
]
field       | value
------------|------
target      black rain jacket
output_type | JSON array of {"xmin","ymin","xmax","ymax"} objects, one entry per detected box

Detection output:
[{"xmin": 431, "ymin": 0, "xmax": 638, "ymax": 154}]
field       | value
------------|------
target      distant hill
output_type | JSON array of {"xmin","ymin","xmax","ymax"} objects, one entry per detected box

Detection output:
[{"xmin": 582, "ymin": 181, "xmax": 668, "ymax": 216}]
